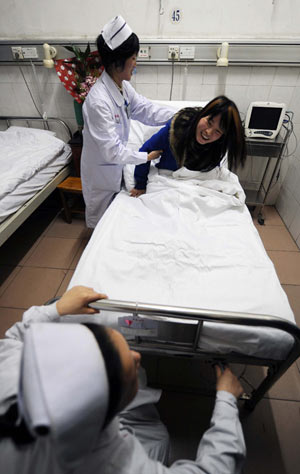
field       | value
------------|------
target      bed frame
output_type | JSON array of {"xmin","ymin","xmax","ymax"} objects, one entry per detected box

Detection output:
[
  {"xmin": 90, "ymin": 298, "xmax": 300, "ymax": 412},
  {"xmin": 0, "ymin": 117, "xmax": 73, "ymax": 247}
]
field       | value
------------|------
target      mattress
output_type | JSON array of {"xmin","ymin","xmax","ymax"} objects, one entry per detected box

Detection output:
[
  {"xmin": 68, "ymin": 165, "xmax": 295, "ymax": 361},
  {"xmin": 0, "ymin": 126, "xmax": 71, "ymax": 223}
]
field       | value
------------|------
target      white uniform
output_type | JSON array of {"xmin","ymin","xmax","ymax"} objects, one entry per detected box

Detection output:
[
  {"xmin": 81, "ymin": 70, "xmax": 173, "ymax": 228},
  {"xmin": 0, "ymin": 304, "xmax": 246, "ymax": 474}
]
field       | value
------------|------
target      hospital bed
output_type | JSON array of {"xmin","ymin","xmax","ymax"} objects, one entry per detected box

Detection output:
[
  {"xmin": 0, "ymin": 116, "xmax": 72, "ymax": 246},
  {"xmin": 68, "ymin": 101, "xmax": 300, "ymax": 411}
]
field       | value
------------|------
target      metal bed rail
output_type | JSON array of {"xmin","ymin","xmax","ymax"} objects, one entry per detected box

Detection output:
[
  {"xmin": 90, "ymin": 299, "xmax": 300, "ymax": 411},
  {"xmin": 0, "ymin": 116, "xmax": 72, "ymax": 141}
]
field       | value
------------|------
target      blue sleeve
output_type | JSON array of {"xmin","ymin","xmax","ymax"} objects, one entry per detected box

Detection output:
[{"xmin": 134, "ymin": 122, "xmax": 171, "ymax": 190}]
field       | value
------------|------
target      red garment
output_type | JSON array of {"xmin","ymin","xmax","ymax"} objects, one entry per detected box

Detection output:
[{"xmin": 54, "ymin": 51, "xmax": 103, "ymax": 103}]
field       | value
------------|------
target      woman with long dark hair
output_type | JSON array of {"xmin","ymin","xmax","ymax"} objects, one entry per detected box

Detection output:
[{"xmin": 131, "ymin": 96, "xmax": 246, "ymax": 196}]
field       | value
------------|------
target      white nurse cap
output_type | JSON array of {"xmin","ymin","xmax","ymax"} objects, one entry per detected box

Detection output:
[
  {"xmin": 102, "ymin": 15, "xmax": 133, "ymax": 50},
  {"xmin": 18, "ymin": 323, "xmax": 109, "ymax": 470}
]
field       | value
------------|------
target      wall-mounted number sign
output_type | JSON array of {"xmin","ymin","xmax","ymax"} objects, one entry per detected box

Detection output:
[{"xmin": 170, "ymin": 8, "xmax": 182, "ymax": 24}]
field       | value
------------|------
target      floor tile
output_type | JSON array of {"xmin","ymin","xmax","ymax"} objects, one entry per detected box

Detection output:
[
  {"xmin": 282, "ymin": 284, "xmax": 300, "ymax": 327},
  {"xmin": 0, "ymin": 307, "xmax": 24, "ymax": 338},
  {"xmin": 45, "ymin": 215, "xmax": 91, "ymax": 239},
  {"xmin": 0, "ymin": 267, "xmax": 67, "ymax": 308},
  {"xmin": 267, "ymin": 251, "xmax": 300, "ymax": 285},
  {"xmin": 268, "ymin": 399, "xmax": 300, "ymax": 474},
  {"xmin": 259, "ymin": 205, "xmax": 285, "ymax": 226},
  {"xmin": 24, "ymin": 237, "xmax": 81, "ymax": 269},
  {"xmin": 0, "ymin": 208, "xmax": 58, "ymax": 266},
  {"xmin": 69, "ymin": 238, "xmax": 89, "ymax": 269},
  {"xmin": 255, "ymin": 225, "xmax": 299, "ymax": 251},
  {"xmin": 0, "ymin": 266, "xmax": 22, "ymax": 297},
  {"xmin": 231, "ymin": 363, "xmax": 300, "ymax": 402},
  {"xmin": 0, "ymin": 231, "xmax": 42, "ymax": 266},
  {"xmin": 55, "ymin": 269, "xmax": 75, "ymax": 297},
  {"xmin": 242, "ymin": 398, "xmax": 287, "ymax": 474}
]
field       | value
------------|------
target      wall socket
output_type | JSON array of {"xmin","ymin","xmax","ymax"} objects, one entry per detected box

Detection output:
[
  {"xmin": 11, "ymin": 46, "xmax": 24, "ymax": 60},
  {"xmin": 139, "ymin": 46, "xmax": 150, "ymax": 58},
  {"xmin": 168, "ymin": 45, "xmax": 179, "ymax": 60},
  {"xmin": 11, "ymin": 46, "xmax": 38, "ymax": 60}
]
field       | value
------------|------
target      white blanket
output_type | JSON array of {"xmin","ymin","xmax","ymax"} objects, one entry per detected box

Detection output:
[
  {"xmin": 0, "ymin": 127, "xmax": 65, "ymax": 199},
  {"xmin": 69, "ymin": 169, "xmax": 295, "ymax": 359}
]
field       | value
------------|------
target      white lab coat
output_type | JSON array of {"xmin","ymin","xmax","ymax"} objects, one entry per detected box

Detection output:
[
  {"xmin": 81, "ymin": 70, "xmax": 174, "ymax": 228},
  {"xmin": 0, "ymin": 304, "xmax": 246, "ymax": 474}
]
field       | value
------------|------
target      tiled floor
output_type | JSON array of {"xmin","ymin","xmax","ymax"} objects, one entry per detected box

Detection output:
[{"xmin": 0, "ymin": 205, "xmax": 300, "ymax": 473}]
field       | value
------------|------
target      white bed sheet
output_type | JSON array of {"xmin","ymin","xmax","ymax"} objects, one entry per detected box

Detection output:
[
  {"xmin": 0, "ymin": 145, "xmax": 71, "ymax": 223},
  {"xmin": 0, "ymin": 126, "xmax": 71, "ymax": 223},
  {"xmin": 69, "ymin": 167, "xmax": 295, "ymax": 361}
]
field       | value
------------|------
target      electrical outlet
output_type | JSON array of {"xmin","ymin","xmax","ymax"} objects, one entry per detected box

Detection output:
[
  {"xmin": 11, "ymin": 46, "xmax": 24, "ymax": 60},
  {"xmin": 180, "ymin": 46, "xmax": 195, "ymax": 60},
  {"xmin": 22, "ymin": 47, "xmax": 38, "ymax": 59},
  {"xmin": 168, "ymin": 45, "xmax": 179, "ymax": 60},
  {"xmin": 139, "ymin": 46, "xmax": 150, "ymax": 59}
]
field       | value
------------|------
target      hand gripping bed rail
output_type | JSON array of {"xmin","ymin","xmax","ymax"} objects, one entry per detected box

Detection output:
[{"xmin": 90, "ymin": 298, "xmax": 300, "ymax": 411}]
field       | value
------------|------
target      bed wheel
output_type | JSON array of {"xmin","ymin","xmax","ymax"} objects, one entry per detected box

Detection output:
[{"xmin": 258, "ymin": 216, "xmax": 265, "ymax": 225}]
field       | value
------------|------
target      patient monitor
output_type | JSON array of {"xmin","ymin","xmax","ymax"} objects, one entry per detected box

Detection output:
[{"xmin": 244, "ymin": 101, "xmax": 286, "ymax": 139}]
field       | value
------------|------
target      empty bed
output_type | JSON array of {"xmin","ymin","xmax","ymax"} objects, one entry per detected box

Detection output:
[{"xmin": 0, "ymin": 117, "xmax": 72, "ymax": 246}]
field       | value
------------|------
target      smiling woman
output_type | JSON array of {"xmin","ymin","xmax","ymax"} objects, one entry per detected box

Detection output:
[{"xmin": 131, "ymin": 95, "xmax": 246, "ymax": 195}]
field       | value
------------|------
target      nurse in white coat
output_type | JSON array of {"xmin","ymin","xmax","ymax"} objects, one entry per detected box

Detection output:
[
  {"xmin": 81, "ymin": 16, "xmax": 174, "ymax": 228},
  {"xmin": 0, "ymin": 286, "xmax": 246, "ymax": 474}
]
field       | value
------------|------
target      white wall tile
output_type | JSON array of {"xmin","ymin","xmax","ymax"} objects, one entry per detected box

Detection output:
[
  {"xmin": 276, "ymin": 186, "xmax": 299, "ymax": 228},
  {"xmin": 268, "ymin": 86, "xmax": 294, "ymax": 105},
  {"xmin": 157, "ymin": 65, "xmax": 181, "ymax": 84},
  {"xmin": 12, "ymin": 83, "xmax": 39, "ymax": 116},
  {"xmin": 249, "ymin": 67, "xmax": 275, "ymax": 86},
  {"xmin": 288, "ymin": 87, "xmax": 300, "ymax": 124},
  {"xmin": 135, "ymin": 82, "xmax": 158, "ymax": 100},
  {"xmin": 289, "ymin": 208, "xmax": 300, "ymax": 242},
  {"xmin": 135, "ymin": 66, "xmax": 158, "ymax": 84},
  {"xmin": 0, "ymin": 83, "xmax": 22, "ymax": 115},
  {"xmin": 185, "ymin": 66, "xmax": 204, "ymax": 87},
  {"xmin": 273, "ymin": 67, "xmax": 300, "ymax": 87},
  {"xmin": 296, "ymin": 233, "xmax": 300, "ymax": 249},
  {"xmin": 245, "ymin": 85, "xmax": 272, "ymax": 106},
  {"xmin": 226, "ymin": 66, "xmax": 251, "ymax": 86},
  {"xmin": 282, "ymin": 161, "xmax": 299, "ymax": 196},
  {"xmin": 223, "ymin": 85, "xmax": 249, "ymax": 115},
  {"xmin": 203, "ymin": 66, "xmax": 228, "ymax": 85},
  {"xmin": 182, "ymin": 84, "xmax": 202, "ymax": 101},
  {"xmin": 198, "ymin": 84, "xmax": 219, "ymax": 101}
]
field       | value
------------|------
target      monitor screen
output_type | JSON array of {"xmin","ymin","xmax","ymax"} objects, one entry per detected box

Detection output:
[{"xmin": 248, "ymin": 107, "xmax": 282, "ymax": 130}]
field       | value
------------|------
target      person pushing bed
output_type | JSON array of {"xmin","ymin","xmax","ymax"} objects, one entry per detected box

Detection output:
[
  {"xmin": 0, "ymin": 285, "xmax": 246, "ymax": 474},
  {"xmin": 81, "ymin": 15, "xmax": 174, "ymax": 228},
  {"xmin": 130, "ymin": 95, "xmax": 246, "ymax": 196}
]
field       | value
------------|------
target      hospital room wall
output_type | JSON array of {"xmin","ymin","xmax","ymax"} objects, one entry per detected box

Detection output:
[
  {"xmin": 1, "ymin": 0, "xmax": 300, "ymax": 249},
  {"xmin": 1, "ymin": 62, "xmax": 300, "ymax": 247}
]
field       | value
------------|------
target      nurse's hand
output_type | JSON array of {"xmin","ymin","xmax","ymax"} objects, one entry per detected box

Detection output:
[
  {"xmin": 147, "ymin": 150, "xmax": 163, "ymax": 161},
  {"xmin": 215, "ymin": 365, "xmax": 244, "ymax": 399},
  {"xmin": 130, "ymin": 188, "xmax": 146, "ymax": 197},
  {"xmin": 56, "ymin": 286, "xmax": 108, "ymax": 316}
]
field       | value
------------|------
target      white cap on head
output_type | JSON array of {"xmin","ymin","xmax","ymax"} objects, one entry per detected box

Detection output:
[
  {"xmin": 18, "ymin": 323, "xmax": 109, "ymax": 470},
  {"xmin": 101, "ymin": 15, "xmax": 133, "ymax": 50}
]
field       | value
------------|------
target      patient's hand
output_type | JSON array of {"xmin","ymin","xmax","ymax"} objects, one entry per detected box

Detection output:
[
  {"xmin": 147, "ymin": 150, "xmax": 162, "ymax": 161},
  {"xmin": 56, "ymin": 286, "xmax": 107, "ymax": 316},
  {"xmin": 130, "ymin": 188, "xmax": 146, "ymax": 197},
  {"xmin": 215, "ymin": 366, "xmax": 244, "ymax": 399}
]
